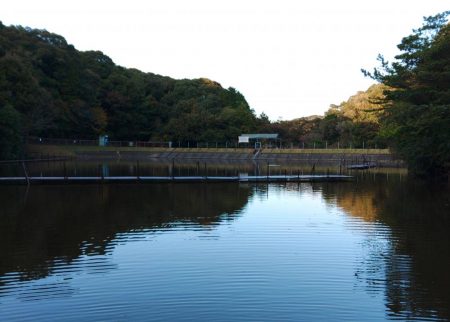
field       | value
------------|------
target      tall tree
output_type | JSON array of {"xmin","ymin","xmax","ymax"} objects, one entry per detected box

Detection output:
[{"xmin": 363, "ymin": 11, "xmax": 450, "ymax": 179}]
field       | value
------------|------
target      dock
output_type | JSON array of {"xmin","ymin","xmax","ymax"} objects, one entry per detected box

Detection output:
[
  {"xmin": 347, "ymin": 163, "xmax": 377, "ymax": 170},
  {"xmin": 0, "ymin": 175, "xmax": 352, "ymax": 185}
]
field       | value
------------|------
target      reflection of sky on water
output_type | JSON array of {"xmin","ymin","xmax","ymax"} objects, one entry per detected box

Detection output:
[{"xmin": 0, "ymin": 175, "xmax": 449, "ymax": 321}]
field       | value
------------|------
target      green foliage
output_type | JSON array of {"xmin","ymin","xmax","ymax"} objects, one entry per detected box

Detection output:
[
  {"xmin": 260, "ymin": 116, "xmax": 323, "ymax": 146},
  {"xmin": 258, "ymin": 83, "xmax": 389, "ymax": 149},
  {"xmin": 0, "ymin": 105, "xmax": 22, "ymax": 159},
  {"xmin": 0, "ymin": 23, "xmax": 257, "ymax": 148},
  {"xmin": 364, "ymin": 11, "xmax": 450, "ymax": 178},
  {"xmin": 338, "ymin": 84, "xmax": 386, "ymax": 124},
  {"xmin": 324, "ymin": 83, "xmax": 388, "ymax": 147}
]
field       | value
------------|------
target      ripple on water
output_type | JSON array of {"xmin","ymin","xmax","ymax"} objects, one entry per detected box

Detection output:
[{"xmin": 0, "ymin": 179, "xmax": 449, "ymax": 321}]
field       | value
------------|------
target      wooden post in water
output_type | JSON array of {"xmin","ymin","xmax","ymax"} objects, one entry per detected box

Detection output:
[
  {"xmin": 63, "ymin": 160, "xmax": 67, "ymax": 182},
  {"xmin": 136, "ymin": 160, "xmax": 140, "ymax": 180},
  {"xmin": 22, "ymin": 162, "xmax": 30, "ymax": 185},
  {"xmin": 204, "ymin": 162, "xmax": 207, "ymax": 179},
  {"xmin": 266, "ymin": 162, "xmax": 269, "ymax": 181},
  {"xmin": 172, "ymin": 159, "xmax": 175, "ymax": 180}
]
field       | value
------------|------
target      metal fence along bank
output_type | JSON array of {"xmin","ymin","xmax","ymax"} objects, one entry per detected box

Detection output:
[{"xmin": 28, "ymin": 137, "xmax": 386, "ymax": 150}]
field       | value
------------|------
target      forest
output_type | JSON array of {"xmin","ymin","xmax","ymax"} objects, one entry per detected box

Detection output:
[
  {"xmin": 0, "ymin": 21, "xmax": 389, "ymax": 153},
  {"xmin": 0, "ymin": 11, "xmax": 449, "ymax": 178},
  {"xmin": 0, "ymin": 22, "xmax": 260, "ymax": 150}
]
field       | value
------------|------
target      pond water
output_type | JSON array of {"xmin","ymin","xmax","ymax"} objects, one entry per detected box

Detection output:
[{"xmin": 0, "ymin": 168, "xmax": 449, "ymax": 321}]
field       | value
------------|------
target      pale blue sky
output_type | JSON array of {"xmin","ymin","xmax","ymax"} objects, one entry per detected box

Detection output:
[{"xmin": 2, "ymin": 1, "xmax": 448, "ymax": 120}]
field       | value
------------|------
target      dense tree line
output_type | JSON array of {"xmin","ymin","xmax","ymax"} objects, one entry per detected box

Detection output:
[
  {"xmin": 260, "ymin": 84, "xmax": 387, "ymax": 149},
  {"xmin": 0, "ymin": 21, "xmax": 387, "ymax": 159},
  {"xmin": 364, "ymin": 11, "xmax": 450, "ymax": 178},
  {"xmin": 0, "ymin": 22, "xmax": 259, "ymax": 158}
]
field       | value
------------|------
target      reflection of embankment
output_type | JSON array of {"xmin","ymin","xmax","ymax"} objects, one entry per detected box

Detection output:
[
  {"xmin": 0, "ymin": 183, "xmax": 253, "ymax": 290},
  {"xmin": 321, "ymin": 172, "xmax": 398, "ymax": 222},
  {"xmin": 322, "ymin": 175, "xmax": 450, "ymax": 320},
  {"xmin": 331, "ymin": 190, "xmax": 379, "ymax": 222},
  {"xmin": 87, "ymin": 150, "xmax": 401, "ymax": 167}
]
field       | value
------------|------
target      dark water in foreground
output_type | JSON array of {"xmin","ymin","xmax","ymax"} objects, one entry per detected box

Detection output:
[{"xmin": 0, "ymin": 170, "xmax": 449, "ymax": 321}]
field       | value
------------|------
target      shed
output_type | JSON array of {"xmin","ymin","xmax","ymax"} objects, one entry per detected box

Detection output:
[{"xmin": 238, "ymin": 133, "xmax": 279, "ymax": 148}]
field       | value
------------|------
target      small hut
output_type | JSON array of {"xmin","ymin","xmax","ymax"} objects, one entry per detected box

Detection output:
[{"xmin": 238, "ymin": 133, "xmax": 279, "ymax": 149}]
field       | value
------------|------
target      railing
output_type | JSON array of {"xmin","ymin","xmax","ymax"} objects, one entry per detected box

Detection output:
[
  {"xmin": 28, "ymin": 137, "xmax": 170, "ymax": 148},
  {"xmin": 27, "ymin": 137, "xmax": 387, "ymax": 150}
]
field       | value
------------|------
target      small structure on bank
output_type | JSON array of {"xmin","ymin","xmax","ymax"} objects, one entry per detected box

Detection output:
[
  {"xmin": 238, "ymin": 133, "xmax": 279, "ymax": 149},
  {"xmin": 98, "ymin": 135, "xmax": 109, "ymax": 146}
]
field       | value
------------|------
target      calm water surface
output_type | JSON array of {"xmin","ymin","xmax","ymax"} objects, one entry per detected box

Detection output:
[{"xmin": 0, "ymin": 169, "xmax": 449, "ymax": 321}]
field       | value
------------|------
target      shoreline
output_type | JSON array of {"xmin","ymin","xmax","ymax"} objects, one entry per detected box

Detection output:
[{"xmin": 25, "ymin": 144, "xmax": 403, "ymax": 167}]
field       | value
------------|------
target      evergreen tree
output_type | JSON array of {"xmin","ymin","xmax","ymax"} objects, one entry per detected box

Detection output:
[{"xmin": 363, "ymin": 11, "xmax": 450, "ymax": 179}]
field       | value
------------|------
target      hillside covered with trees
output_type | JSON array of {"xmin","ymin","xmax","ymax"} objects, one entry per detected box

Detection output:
[
  {"xmin": 0, "ymin": 22, "xmax": 259, "ymax": 158},
  {"xmin": 259, "ymin": 83, "xmax": 388, "ymax": 149}
]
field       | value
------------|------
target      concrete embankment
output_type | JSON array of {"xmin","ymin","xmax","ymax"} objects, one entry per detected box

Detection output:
[{"xmin": 27, "ymin": 145, "xmax": 403, "ymax": 167}]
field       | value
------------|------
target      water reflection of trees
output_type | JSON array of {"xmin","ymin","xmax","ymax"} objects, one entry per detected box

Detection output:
[
  {"xmin": 321, "ymin": 173, "xmax": 450, "ymax": 320},
  {"xmin": 2, "ymin": 174, "xmax": 449, "ymax": 320},
  {"xmin": 0, "ymin": 183, "xmax": 253, "ymax": 290}
]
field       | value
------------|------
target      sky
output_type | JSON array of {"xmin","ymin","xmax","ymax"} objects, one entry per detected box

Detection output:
[{"xmin": 2, "ymin": 1, "xmax": 449, "ymax": 120}]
